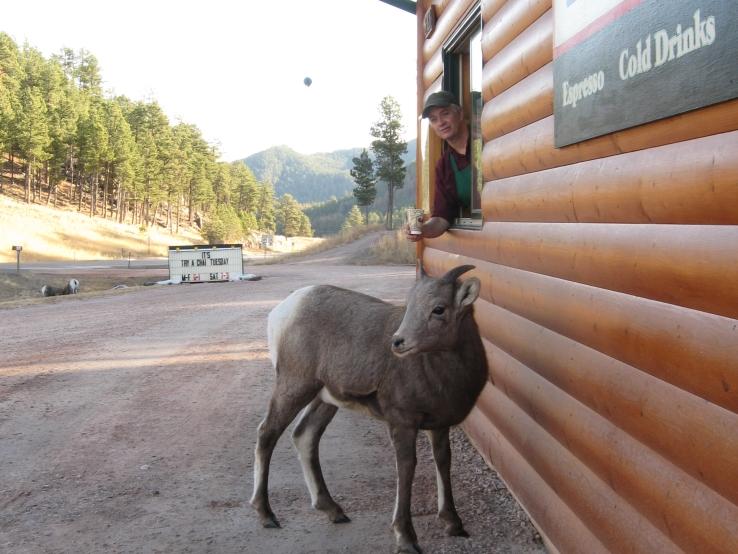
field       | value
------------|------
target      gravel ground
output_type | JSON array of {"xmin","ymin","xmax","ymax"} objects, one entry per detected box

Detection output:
[{"xmin": 0, "ymin": 238, "xmax": 546, "ymax": 554}]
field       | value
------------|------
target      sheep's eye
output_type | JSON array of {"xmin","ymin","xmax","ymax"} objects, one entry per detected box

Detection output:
[{"xmin": 432, "ymin": 306, "xmax": 445, "ymax": 315}]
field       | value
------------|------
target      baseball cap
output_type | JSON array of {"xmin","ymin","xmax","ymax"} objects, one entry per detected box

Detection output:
[{"xmin": 422, "ymin": 91, "xmax": 460, "ymax": 118}]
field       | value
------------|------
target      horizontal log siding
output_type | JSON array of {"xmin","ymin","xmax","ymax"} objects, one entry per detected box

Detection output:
[
  {"xmin": 418, "ymin": 1, "xmax": 738, "ymax": 551},
  {"xmin": 482, "ymin": 9, "xmax": 552, "ymax": 100},
  {"xmin": 481, "ymin": 0, "xmax": 550, "ymax": 61},
  {"xmin": 464, "ymin": 408, "xmax": 609, "ymax": 554},
  {"xmin": 482, "ymin": 63, "xmax": 552, "ymax": 140},
  {"xmin": 423, "ymin": 247, "xmax": 738, "ymax": 414},
  {"xmin": 482, "ymin": 130, "xmax": 738, "ymax": 224},
  {"xmin": 427, "ymin": 222, "xmax": 738, "ymax": 319},
  {"xmin": 483, "ymin": 98, "xmax": 738, "ymax": 180},
  {"xmin": 473, "ymin": 300, "xmax": 738, "ymax": 509},
  {"xmin": 476, "ymin": 383, "xmax": 681, "ymax": 553},
  {"xmin": 481, "ymin": 0, "xmax": 507, "ymax": 22},
  {"xmin": 422, "ymin": 48, "xmax": 445, "ymax": 89},
  {"xmin": 422, "ymin": 0, "xmax": 477, "ymax": 62},
  {"xmin": 483, "ymin": 338, "xmax": 738, "ymax": 554}
]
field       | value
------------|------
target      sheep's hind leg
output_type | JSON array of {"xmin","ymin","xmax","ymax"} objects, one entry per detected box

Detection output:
[
  {"xmin": 251, "ymin": 380, "xmax": 319, "ymax": 528},
  {"xmin": 292, "ymin": 397, "xmax": 350, "ymax": 523}
]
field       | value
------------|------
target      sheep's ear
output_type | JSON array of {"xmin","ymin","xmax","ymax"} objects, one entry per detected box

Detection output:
[{"xmin": 455, "ymin": 277, "xmax": 480, "ymax": 310}]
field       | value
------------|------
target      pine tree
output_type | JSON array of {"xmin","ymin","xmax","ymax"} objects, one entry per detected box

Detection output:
[
  {"xmin": 256, "ymin": 182, "xmax": 276, "ymax": 232},
  {"xmin": 350, "ymin": 148, "xmax": 376, "ymax": 225},
  {"xmin": 298, "ymin": 213, "xmax": 313, "ymax": 237},
  {"xmin": 240, "ymin": 211, "xmax": 258, "ymax": 235},
  {"xmin": 370, "ymin": 96, "xmax": 407, "ymax": 230},
  {"xmin": 126, "ymin": 101, "xmax": 169, "ymax": 224},
  {"xmin": 77, "ymin": 99, "xmax": 110, "ymax": 215},
  {"xmin": 277, "ymin": 194, "xmax": 296, "ymax": 237},
  {"xmin": 15, "ymin": 87, "xmax": 51, "ymax": 202},
  {"xmin": 211, "ymin": 163, "xmax": 233, "ymax": 206},
  {"xmin": 0, "ymin": 34, "xmax": 22, "ymax": 192},
  {"xmin": 44, "ymin": 56, "xmax": 80, "ymax": 205},
  {"xmin": 341, "ymin": 205, "xmax": 364, "ymax": 232},
  {"xmin": 231, "ymin": 162, "xmax": 259, "ymax": 215},
  {"xmin": 75, "ymin": 49, "xmax": 102, "ymax": 96},
  {"xmin": 104, "ymin": 100, "xmax": 135, "ymax": 219}
]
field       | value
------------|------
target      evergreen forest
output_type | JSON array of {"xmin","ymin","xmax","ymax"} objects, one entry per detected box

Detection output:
[
  {"xmin": 0, "ymin": 34, "xmax": 314, "ymax": 241},
  {"xmin": 0, "ymin": 33, "xmax": 416, "ymax": 241}
]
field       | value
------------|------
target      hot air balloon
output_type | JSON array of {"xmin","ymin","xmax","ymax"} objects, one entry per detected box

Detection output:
[{"xmin": 303, "ymin": 77, "xmax": 312, "ymax": 87}]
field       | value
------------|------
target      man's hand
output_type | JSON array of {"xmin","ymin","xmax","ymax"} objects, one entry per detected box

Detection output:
[
  {"xmin": 405, "ymin": 223, "xmax": 423, "ymax": 242},
  {"xmin": 404, "ymin": 215, "xmax": 450, "ymax": 242}
]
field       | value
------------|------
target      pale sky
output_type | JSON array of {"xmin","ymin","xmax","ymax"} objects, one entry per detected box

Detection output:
[{"xmin": 2, "ymin": 0, "xmax": 418, "ymax": 161}]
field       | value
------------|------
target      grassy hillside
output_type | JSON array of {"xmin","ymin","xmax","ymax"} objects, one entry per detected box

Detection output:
[{"xmin": 0, "ymin": 194, "xmax": 203, "ymax": 263}]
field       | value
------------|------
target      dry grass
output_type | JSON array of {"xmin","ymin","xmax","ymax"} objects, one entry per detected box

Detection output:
[
  {"xmin": 0, "ymin": 189, "xmax": 325, "ymax": 264},
  {"xmin": 0, "ymin": 269, "xmax": 168, "ymax": 309},
  {"xmin": 350, "ymin": 229, "xmax": 417, "ymax": 265},
  {"xmin": 0, "ymin": 194, "xmax": 204, "ymax": 263},
  {"xmin": 260, "ymin": 225, "xmax": 384, "ymax": 264}
]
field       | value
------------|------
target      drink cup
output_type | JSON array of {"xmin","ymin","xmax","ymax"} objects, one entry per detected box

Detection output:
[{"xmin": 406, "ymin": 208, "xmax": 424, "ymax": 235}]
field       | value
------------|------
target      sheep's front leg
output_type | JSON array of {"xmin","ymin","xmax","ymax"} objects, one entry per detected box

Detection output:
[
  {"xmin": 389, "ymin": 425, "xmax": 421, "ymax": 554},
  {"xmin": 427, "ymin": 428, "xmax": 468, "ymax": 537}
]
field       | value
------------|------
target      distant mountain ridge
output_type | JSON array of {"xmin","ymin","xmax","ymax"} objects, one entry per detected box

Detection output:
[{"xmin": 240, "ymin": 139, "xmax": 417, "ymax": 205}]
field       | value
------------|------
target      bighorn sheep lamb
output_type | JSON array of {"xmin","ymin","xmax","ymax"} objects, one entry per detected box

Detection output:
[
  {"xmin": 251, "ymin": 265, "xmax": 488, "ymax": 554},
  {"xmin": 41, "ymin": 278, "xmax": 80, "ymax": 297}
]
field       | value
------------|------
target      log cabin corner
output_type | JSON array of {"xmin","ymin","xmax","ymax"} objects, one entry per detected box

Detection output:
[{"xmin": 390, "ymin": 0, "xmax": 738, "ymax": 552}]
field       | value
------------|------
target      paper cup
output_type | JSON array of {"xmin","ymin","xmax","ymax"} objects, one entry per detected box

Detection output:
[{"xmin": 406, "ymin": 208, "xmax": 424, "ymax": 235}]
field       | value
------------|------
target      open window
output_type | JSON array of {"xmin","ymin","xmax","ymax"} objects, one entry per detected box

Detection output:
[{"xmin": 442, "ymin": 5, "xmax": 483, "ymax": 229}]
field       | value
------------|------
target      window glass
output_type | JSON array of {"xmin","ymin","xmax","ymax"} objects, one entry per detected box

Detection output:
[
  {"xmin": 469, "ymin": 29, "xmax": 483, "ymax": 218},
  {"xmin": 420, "ymin": 117, "xmax": 431, "ymax": 213},
  {"xmin": 442, "ymin": 9, "xmax": 483, "ymax": 228}
]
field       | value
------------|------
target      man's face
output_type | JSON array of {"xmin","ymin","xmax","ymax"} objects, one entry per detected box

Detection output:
[{"xmin": 427, "ymin": 105, "xmax": 463, "ymax": 142}]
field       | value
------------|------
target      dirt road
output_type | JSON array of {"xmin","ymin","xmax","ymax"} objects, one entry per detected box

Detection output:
[{"xmin": 0, "ymin": 245, "xmax": 544, "ymax": 553}]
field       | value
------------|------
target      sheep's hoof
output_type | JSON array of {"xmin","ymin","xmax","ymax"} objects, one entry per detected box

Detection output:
[
  {"xmin": 316, "ymin": 499, "xmax": 350, "ymax": 524},
  {"xmin": 446, "ymin": 524, "xmax": 469, "ymax": 537},
  {"xmin": 332, "ymin": 513, "xmax": 351, "ymax": 524},
  {"xmin": 439, "ymin": 512, "xmax": 468, "ymax": 537},
  {"xmin": 259, "ymin": 513, "xmax": 281, "ymax": 528}
]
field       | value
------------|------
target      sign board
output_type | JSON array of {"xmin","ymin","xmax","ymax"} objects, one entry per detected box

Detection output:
[
  {"xmin": 260, "ymin": 234, "xmax": 273, "ymax": 248},
  {"xmin": 12, "ymin": 245, "xmax": 22, "ymax": 251},
  {"xmin": 168, "ymin": 244, "xmax": 243, "ymax": 283},
  {"xmin": 553, "ymin": 0, "xmax": 738, "ymax": 147}
]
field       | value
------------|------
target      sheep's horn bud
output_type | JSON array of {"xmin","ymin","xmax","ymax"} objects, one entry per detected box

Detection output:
[{"xmin": 441, "ymin": 265, "xmax": 475, "ymax": 284}]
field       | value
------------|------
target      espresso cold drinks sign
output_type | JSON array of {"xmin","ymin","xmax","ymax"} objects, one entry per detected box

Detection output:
[{"xmin": 553, "ymin": 0, "xmax": 738, "ymax": 147}]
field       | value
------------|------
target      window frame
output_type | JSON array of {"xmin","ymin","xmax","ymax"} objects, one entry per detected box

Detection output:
[{"xmin": 441, "ymin": 3, "xmax": 483, "ymax": 230}]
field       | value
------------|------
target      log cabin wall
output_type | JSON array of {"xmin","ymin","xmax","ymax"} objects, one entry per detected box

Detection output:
[{"xmin": 416, "ymin": 1, "xmax": 738, "ymax": 552}]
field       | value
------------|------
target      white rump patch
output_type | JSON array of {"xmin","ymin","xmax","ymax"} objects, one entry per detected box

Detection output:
[
  {"xmin": 68, "ymin": 279, "xmax": 80, "ymax": 294},
  {"xmin": 267, "ymin": 286, "xmax": 315, "ymax": 367}
]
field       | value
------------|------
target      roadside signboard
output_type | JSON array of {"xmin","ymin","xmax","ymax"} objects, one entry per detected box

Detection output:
[
  {"xmin": 553, "ymin": 0, "xmax": 738, "ymax": 147},
  {"xmin": 168, "ymin": 244, "xmax": 243, "ymax": 283},
  {"xmin": 260, "ymin": 234, "xmax": 273, "ymax": 249}
]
